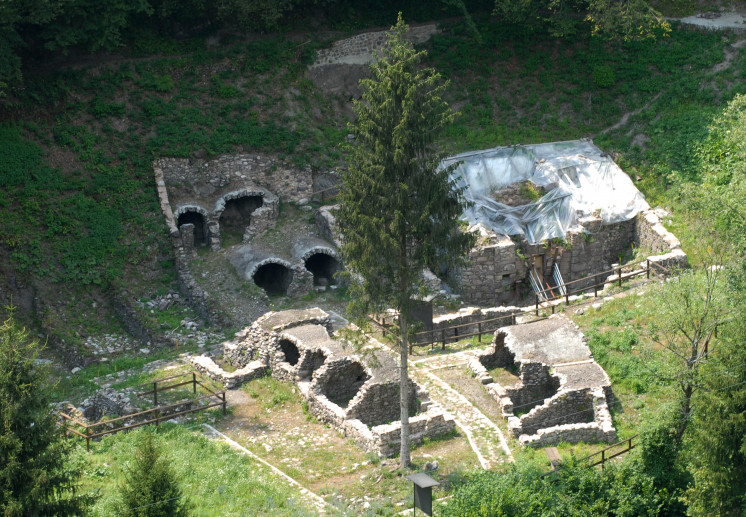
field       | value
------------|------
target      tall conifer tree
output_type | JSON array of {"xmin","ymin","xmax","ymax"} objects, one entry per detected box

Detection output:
[
  {"xmin": 338, "ymin": 13, "xmax": 474, "ymax": 467},
  {"xmin": 0, "ymin": 311, "xmax": 89, "ymax": 516}
]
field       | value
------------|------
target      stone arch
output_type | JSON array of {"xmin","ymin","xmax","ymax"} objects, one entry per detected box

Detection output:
[
  {"xmin": 317, "ymin": 359, "xmax": 371, "ymax": 409},
  {"xmin": 250, "ymin": 259, "xmax": 294, "ymax": 296},
  {"xmin": 175, "ymin": 205, "xmax": 209, "ymax": 246},
  {"xmin": 278, "ymin": 338, "xmax": 300, "ymax": 366},
  {"xmin": 216, "ymin": 190, "xmax": 264, "ymax": 244},
  {"xmin": 300, "ymin": 247, "xmax": 341, "ymax": 286}
]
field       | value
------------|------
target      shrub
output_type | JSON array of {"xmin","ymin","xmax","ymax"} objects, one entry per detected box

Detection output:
[{"xmin": 593, "ymin": 64, "xmax": 616, "ymax": 88}]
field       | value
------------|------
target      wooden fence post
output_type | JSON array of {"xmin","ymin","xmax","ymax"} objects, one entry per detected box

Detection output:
[
  {"xmin": 646, "ymin": 259, "xmax": 650, "ymax": 279},
  {"xmin": 601, "ymin": 449, "xmax": 605, "ymax": 470},
  {"xmin": 153, "ymin": 381, "xmax": 158, "ymax": 407},
  {"xmin": 535, "ymin": 295, "xmax": 539, "ymax": 316},
  {"xmin": 478, "ymin": 322, "xmax": 482, "ymax": 342},
  {"xmin": 594, "ymin": 276, "xmax": 599, "ymax": 297},
  {"xmin": 618, "ymin": 267, "xmax": 622, "ymax": 287},
  {"xmin": 222, "ymin": 392, "xmax": 227, "ymax": 415},
  {"xmin": 86, "ymin": 427, "xmax": 91, "ymax": 452},
  {"xmin": 192, "ymin": 372, "xmax": 197, "ymax": 394},
  {"xmin": 441, "ymin": 329, "xmax": 446, "ymax": 350}
]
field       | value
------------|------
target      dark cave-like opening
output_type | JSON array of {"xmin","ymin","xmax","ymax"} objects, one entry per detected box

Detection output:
[
  {"xmin": 253, "ymin": 263, "xmax": 293, "ymax": 295},
  {"xmin": 304, "ymin": 253, "xmax": 339, "ymax": 286}
]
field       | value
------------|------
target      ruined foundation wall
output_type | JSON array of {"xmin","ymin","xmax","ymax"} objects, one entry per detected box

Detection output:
[
  {"xmin": 417, "ymin": 306, "xmax": 522, "ymax": 344},
  {"xmin": 634, "ymin": 208, "xmax": 688, "ymax": 270},
  {"xmin": 346, "ymin": 381, "xmax": 419, "ymax": 427},
  {"xmin": 512, "ymin": 388, "xmax": 594, "ymax": 436}
]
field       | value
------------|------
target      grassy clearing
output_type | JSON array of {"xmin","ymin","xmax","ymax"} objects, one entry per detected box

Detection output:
[
  {"xmin": 212, "ymin": 374, "xmax": 480, "ymax": 514},
  {"xmin": 75, "ymin": 424, "xmax": 316, "ymax": 516}
]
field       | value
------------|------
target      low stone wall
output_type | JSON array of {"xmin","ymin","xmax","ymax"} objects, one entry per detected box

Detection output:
[
  {"xmin": 635, "ymin": 208, "xmax": 688, "ymax": 271},
  {"xmin": 310, "ymin": 24, "xmax": 439, "ymax": 68},
  {"xmin": 190, "ymin": 355, "xmax": 267, "ymax": 389},
  {"xmin": 419, "ymin": 306, "xmax": 522, "ymax": 344},
  {"xmin": 518, "ymin": 388, "xmax": 616, "ymax": 447}
]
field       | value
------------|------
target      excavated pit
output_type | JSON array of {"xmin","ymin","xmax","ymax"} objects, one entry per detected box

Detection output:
[{"xmin": 318, "ymin": 360, "xmax": 371, "ymax": 409}]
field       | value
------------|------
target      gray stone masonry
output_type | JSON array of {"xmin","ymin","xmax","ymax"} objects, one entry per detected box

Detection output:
[
  {"xmin": 469, "ymin": 315, "xmax": 616, "ymax": 446},
  {"xmin": 310, "ymin": 24, "xmax": 439, "ymax": 68},
  {"xmin": 417, "ymin": 306, "xmax": 523, "ymax": 344},
  {"xmin": 212, "ymin": 308, "xmax": 455, "ymax": 457}
]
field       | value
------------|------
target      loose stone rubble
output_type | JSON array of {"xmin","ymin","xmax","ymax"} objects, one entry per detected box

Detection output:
[
  {"xmin": 191, "ymin": 308, "xmax": 456, "ymax": 457},
  {"xmin": 468, "ymin": 315, "xmax": 616, "ymax": 447}
]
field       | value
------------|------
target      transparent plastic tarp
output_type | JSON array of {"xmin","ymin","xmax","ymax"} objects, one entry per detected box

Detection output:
[{"xmin": 444, "ymin": 140, "xmax": 649, "ymax": 244}]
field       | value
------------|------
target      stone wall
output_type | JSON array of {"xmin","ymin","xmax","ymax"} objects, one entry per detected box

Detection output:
[
  {"xmin": 347, "ymin": 380, "xmax": 419, "ymax": 427},
  {"xmin": 458, "ymin": 233, "xmax": 527, "ymax": 306},
  {"xmin": 157, "ymin": 155, "xmax": 312, "ymax": 204},
  {"xmin": 635, "ymin": 208, "xmax": 688, "ymax": 271},
  {"xmin": 419, "ymin": 306, "xmax": 522, "ymax": 344},
  {"xmin": 512, "ymin": 388, "xmax": 594, "ymax": 436},
  {"xmin": 190, "ymin": 355, "xmax": 267, "ymax": 389},
  {"xmin": 310, "ymin": 24, "xmax": 439, "ymax": 68}
]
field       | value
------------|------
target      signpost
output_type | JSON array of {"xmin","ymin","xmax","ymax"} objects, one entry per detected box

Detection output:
[{"xmin": 406, "ymin": 473, "xmax": 439, "ymax": 516}]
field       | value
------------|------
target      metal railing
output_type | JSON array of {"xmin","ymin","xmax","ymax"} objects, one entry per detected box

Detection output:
[
  {"xmin": 533, "ymin": 258, "xmax": 669, "ymax": 315},
  {"xmin": 58, "ymin": 372, "xmax": 226, "ymax": 451}
]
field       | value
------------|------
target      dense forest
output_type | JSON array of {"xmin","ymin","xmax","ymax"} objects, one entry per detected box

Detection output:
[{"xmin": 1, "ymin": 0, "xmax": 746, "ymax": 515}]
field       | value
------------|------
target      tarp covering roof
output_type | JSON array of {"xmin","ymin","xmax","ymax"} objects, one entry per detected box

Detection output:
[{"xmin": 444, "ymin": 140, "xmax": 649, "ymax": 244}]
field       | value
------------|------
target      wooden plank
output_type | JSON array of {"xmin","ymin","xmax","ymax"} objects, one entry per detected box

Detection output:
[{"xmin": 545, "ymin": 447, "xmax": 562, "ymax": 469}]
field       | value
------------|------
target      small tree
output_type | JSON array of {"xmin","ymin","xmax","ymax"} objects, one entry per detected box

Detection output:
[
  {"xmin": 117, "ymin": 430, "xmax": 190, "ymax": 517},
  {"xmin": 338, "ymin": 13, "xmax": 475, "ymax": 467},
  {"xmin": 0, "ymin": 310, "xmax": 89, "ymax": 516},
  {"xmin": 646, "ymin": 263, "xmax": 732, "ymax": 442}
]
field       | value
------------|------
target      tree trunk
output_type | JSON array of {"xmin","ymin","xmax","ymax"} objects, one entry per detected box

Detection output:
[{"xmin": 399, "ymin": 310, "xmax": 411, "ymax": 468}]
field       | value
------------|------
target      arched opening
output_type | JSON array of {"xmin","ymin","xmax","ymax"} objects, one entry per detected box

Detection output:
[
  {"xmin": 319, "ymin": 360, "xmax": 371, "ymax": 409},
  {"xmin": 177, "ymin": 211, "xmax": 207, "ymax": 246},
  {"xmin": 279, "ymin": 339, "xmax": 300, "ymax": 366},
  {"xmin": 253, "ymin": 263, "xmax": 293, "ymax": 296},
  {"xmin": 219, "ymin": 195, "xmax": 263, "ymax": 245},
  {"xmin": 304, "ymin": 253, "xmax": 339, "ymax": 286}
]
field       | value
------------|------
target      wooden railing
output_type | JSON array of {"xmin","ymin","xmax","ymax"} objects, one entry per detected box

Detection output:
[
  {"xmin": 58, "ymin": 372, "xmax": 226, "ymax": 451},
  {"xmin": 533, "ymin": 258, "xmax": 669, "ymax": 315},
  {"xmin": 541, "ymin": 434, "xmax": 639, "ymax": 479},
  {"xmin": 370, "ymin": 312, "xmax": 540, "ymax": 353},
  {"xmin": 311, "ymin": 185, "xmax": 340, "ymax": 205},
  {"xmin": 579, "ymin": 434, "xmax": 638, "ymax": 469}
]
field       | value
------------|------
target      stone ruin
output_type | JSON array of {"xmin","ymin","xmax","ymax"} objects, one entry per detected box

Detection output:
[
  {"xmin": 468, "ymin": 315, "xmax": 615, "ymax": 447},
  {"xmin": 154, "ymin": 154, "xmax": 343, "ymax": 312},
  {"xmin": 191, "ymin": 308, "xmax": 455, "ymax": 457}
]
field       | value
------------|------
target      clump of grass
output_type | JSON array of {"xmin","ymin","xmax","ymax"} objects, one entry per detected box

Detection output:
[{"xmin": 77, "ymin": 424, "xmax": 313, "ymax": 516}]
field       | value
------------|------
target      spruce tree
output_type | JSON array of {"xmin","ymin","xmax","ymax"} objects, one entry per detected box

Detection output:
[
  {"xmin": 117, "ymin": 430, "xmax": 190, "ymax": 517},
  {"xmin": 0, "ymin": 311, "xmax": 89, "ymax": 516},
  {"xmin": 338, "ymin": 13, "xmax": 474, "ymax": 467}
]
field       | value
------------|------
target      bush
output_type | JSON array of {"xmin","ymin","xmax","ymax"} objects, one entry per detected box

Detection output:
[{"xmin": 593, "ymin": 64, "xmax": 616, "ymax": 88}]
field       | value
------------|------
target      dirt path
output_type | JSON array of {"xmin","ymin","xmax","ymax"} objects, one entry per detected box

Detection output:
[
  {"xmin": 203, "ymin": 423, "xmax": 330, "ymax": 514},
  {"xmin": 412, "ymin": 352, "xmax": 514, "ymax": 468}
]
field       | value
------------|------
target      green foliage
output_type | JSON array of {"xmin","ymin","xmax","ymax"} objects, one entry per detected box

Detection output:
[
  {"xmin": 685, "ymin": 262, "xmax": 746, "ymax": 516},
  {"xmin": 593, "ymin": 64, "xmax": 616, "ymax": 88},
  {"xmin": 492, "ymin": 0, "xmax": 670, "ymax": 41},
  {"xmin": 0, "ymin": 312, "xmax": 89, "ymax": 516},
  {"xmin": 116, "ymin": 431, "xmax": 191, "ymax": 517},
  {"xmin": 82, "ymin": 425, "xmax": 312, "ymax": 516},
  {"xmin": 442, "ymin": 457, "xmax": 666, "ymax": 516}
]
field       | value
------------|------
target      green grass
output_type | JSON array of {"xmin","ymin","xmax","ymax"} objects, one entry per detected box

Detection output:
[{"xmin": 76, "ymin": 424, "xmax": 315, "ymax": 516}]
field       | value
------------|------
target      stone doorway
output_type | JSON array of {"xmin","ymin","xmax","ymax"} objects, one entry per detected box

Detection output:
[
  {"xmin": 219, "ymin": 195, "xmax": 263, "ymax": 244},
  {"xmin": 177, "ymin": 211, "xmax": 207, "ymax": 246}
]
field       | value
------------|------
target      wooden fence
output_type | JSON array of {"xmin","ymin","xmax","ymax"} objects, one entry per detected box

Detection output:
[
  {"xmin": 533, "ymin": 258, "xmax": 669, "ymax": 315},
  {"xmin": 579, "ymin": 434, "xmax": 638, "ymax": 469},
  {"xmin": 369, "ymin": 258, "xmax": 669, "ymax": 354},
  {"xmin": 311, "ymin": 185, "xmax": 340, "ymax": 205},
  {"xmin": 58, "ymin": 372, "xmax": 226, "ymax": 451},
  {"xmin": 542, "ymin": 434, "xmax": 638, "ymax": 479}
]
